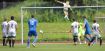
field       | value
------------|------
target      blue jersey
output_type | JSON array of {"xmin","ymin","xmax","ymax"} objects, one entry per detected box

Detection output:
[
  {"xmin": 84, "ymin": 19, "xmax": 91, "ymax": 34},
  {"xmin": 28, "ymin": 18, "xmax": 38, "ymax": 31}
]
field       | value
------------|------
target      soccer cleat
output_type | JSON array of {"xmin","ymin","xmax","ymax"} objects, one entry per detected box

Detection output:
[
  {"xmin": 64, "ymin": 16, "xmax": 69, "ymax": 20},
  {"xmin": 80, "ymin": 43, "xmax": 82, "ymax": 44},
  {"xmin": 84, "ymin": 41, "xmax": 87, "ymax": 44},
  {"xmin": 64, "ymin": 16, "xmax": 66, "ymax": 19},
  {"xmin": 88, "ymin": 42, "xmax": 91, "ymax": 46},
  {"xmin": 32, "ymin": 43, "xmax": 36, "ymax": 47}
]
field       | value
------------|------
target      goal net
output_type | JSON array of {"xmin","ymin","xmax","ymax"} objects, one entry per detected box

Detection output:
[{"xmin": 21, "ymin": 6, "xmax": 105, "ymax": 44}]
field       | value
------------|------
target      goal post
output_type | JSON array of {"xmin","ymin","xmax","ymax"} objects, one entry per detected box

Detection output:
[
  {"xmin": 20, "ymin": 6, "xmax": 105, "ymax": 45},
  {"xmin": 21, "ymin": 8, "xmax": 24, "ymax": 45}
]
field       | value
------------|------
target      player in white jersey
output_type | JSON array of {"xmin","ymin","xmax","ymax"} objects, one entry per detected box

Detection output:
[
  {"xmin": 89, "ymin": 20, "xmax": 102, "ymax": 46},
  {"xmin": 56, "ymin": 0, "xmax": 72, "ymax": 20},
  {"xmin": 70, "ymin": 19, "xmax": 79, "ymax": 45},
  {"xmin": 8, "ymin": 16, "xmax": 17, "ymax": 47},
  {"xmin": 2, "ymin": 19, "xmax": 8, "ymax": 46}
]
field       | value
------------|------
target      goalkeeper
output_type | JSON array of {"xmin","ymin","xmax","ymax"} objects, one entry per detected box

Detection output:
[
  {"xmin": 56, "ymin": 0, "xmax": 72, "ymax": 20},
  {"xmin": 78, "ymin": 23, "xmax": 86, "ymax": 44}
]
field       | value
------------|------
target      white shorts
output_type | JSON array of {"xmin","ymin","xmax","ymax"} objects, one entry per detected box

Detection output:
[
  {"xmin": 93, "ymin": 32, "xmax": 101, "ymax": 38},
  {"xmin": 2, "ymin": 31, "xmax": 8, "ymax": 38},
  {"xmin": 8, "ymin": 31, "xmax": 16, "ymax": 37},
  {"xmin": 73, "ymin": 33, "xmax": 78, "ymax": 36}
]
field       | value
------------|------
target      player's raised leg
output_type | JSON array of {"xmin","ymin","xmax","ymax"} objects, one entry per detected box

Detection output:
[{"xmin": 32, "ymin": 35, "xmax": 38, "ymax": 47}]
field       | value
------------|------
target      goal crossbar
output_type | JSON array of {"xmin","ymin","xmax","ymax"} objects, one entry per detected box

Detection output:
[
  {"xmin": 95, "ymin": 17, "xmax": 105, "ymax": 19},
  {"xmin": 21, "ymin": 6, "xmax": 105, "ymax": 9}
]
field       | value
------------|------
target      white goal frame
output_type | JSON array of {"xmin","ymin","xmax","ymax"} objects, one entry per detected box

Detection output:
[{"xmin": 21, "ymin": 6, "xmax": 105, "ymax": 45}]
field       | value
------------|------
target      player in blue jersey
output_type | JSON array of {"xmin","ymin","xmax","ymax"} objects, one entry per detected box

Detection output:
[
  {"xmin": 83, "ymin": 16, "xmax": 92, "ymax": 46},
  {"xmin": 27, "ymin": 15, "xmax": 38, "ymax": 48}
]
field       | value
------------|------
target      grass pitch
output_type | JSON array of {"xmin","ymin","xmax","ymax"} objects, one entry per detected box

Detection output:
[{"xmin": 0, "ymin": 44, "xmax": 105, "ymax": 51}]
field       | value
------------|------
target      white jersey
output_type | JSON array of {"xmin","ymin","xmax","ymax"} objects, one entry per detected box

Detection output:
[
  {"xmin": 2, "ymin": 21, "xmax": 8, "ymax": 37},
  {"xmin": 8, "ymin": 20, "xmax": 17, "ymax": 36},
  {"xmin": 92, "ymin": 23, "xmax": 101, "ymax": 38},
  {"xmin": 92, "ymin": 23, "xmax": 99, "ymax": 33},
  {"xmin": 2, "ymin": 21, "xmax": 8, "ymax": 33},
  {"xmin": 71, "ymin": 21, "xmax": 79, "ymax": 34},
  {"xmin": 63, "ymin": 3, "xmax": 70, "ymax": 11}
]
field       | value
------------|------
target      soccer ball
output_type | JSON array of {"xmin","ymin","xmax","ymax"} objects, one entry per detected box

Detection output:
[{"xmin": 40, "ymin": 30, "xmax": 43, "ymax": 33}]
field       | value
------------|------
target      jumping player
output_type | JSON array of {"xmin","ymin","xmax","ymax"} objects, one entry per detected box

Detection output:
[
  {"xmin": 2, "ymin": 18, "xmax": 8, "ymax": 46},
  {"xmin": 27, "ymin": 15, "xmax": 38, "ymax": 48},
  {"xmin": 89, "ymin": 20, "xmax": 102, "ymax": 46},
  {"xmin": 70, "ymin": 19, "xmax": 79, "ymax": 45},
  {"xmin": 8, "ymin": 16, "xmax": 17, "ymax": 47},
  {"xmin": 56, "ymin": 0, "xmax": 72, "ymax": 20}
]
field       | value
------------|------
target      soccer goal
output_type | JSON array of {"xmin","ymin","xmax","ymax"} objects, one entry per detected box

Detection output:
[{"xmin": 21, "ymin": 6, "xmax": 105, "ymax": 45}]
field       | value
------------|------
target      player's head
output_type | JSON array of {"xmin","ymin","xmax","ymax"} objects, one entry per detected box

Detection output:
[
  {"xmin": 66, "ymin": 1, "xmax": 69, "ymax": 5},
  {"xmin": 83, "ymin": 16, "xmax": 86, "ymax": 19},
  {"xmin": 72, "ymin": 19, "xmax": 76, "ymax": 22},
  {"xmin": 11, "ymin": 16, "xmax": 14, "ymax": 20},
  {"xmin": 93, "ymin": 20, "xmax": 97, "ymax": 23},
  {"xmin": 31, "ymin": 15, "xmax": 34, "ymax": 18}
]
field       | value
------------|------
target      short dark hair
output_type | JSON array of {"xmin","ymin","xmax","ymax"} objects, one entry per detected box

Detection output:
[
  {"xmin": 31, "ymin": 15, "xmax": 34, "ymax": 18},
  {"xmin": 83, "ymin": 16, "xmax": 86, "ymax": 19},
  {"xmin": 93, "ymin": 20, "xmax": 96, "ymax": 23},
  {"xmin": 11, "ymin": 16, "xmax": 14, "ymax": 20},
  {"xmin": 72, "ymin": 19, "xmax": 76, "ymax": 21}
]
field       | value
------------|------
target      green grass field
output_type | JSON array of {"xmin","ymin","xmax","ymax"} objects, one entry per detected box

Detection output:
[
  {"xmin": 0, "ymin": 0, "xmax": 105, "ymax": 51},
  {"xmin": 0, "ymin": 44, "xmax": 105, "ymax": 51},
  {"xmin": 0, "ymin": 0, "xmax": 105, "ymax": 42}
]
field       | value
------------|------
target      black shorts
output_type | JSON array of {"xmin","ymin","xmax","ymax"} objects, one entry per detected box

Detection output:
[
  {"xmin": 3, "ymin": 36, "xmax": 7, "ymax": 38},
  {"xmin": 8, "ymin": 36, "xmax": 16, "ymax": 38},
  {"xmin": 73, "ymin": 36, "xmax": 78, "ymax": 42},
  {"xmin": 73, "ymin": 36, "xmax": 78, "ymax": 38}
]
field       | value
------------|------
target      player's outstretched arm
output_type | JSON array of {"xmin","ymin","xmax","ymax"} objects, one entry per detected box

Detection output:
[
  {"xmin": 15, "ymin": 22, "xmax": 18, "ymax": 31},
  {"xmin": 56, "ymin": 0, "xmax": 64, "ymax": 4},
  {"xmin": 69, "ymin": 30, "xmax": 72, "ymax": 34},
  {"xmin": 15, "ymin": 24, "xmax": 18, "ymax": 31},
  {"xmin": 98, "ymin": 27, "xmax": 101, "ymax": 33},
  {"xmin": 70, "ymin": 26, "xmax": 73, "ymax": 33},
  {"xmin": 7, "ymin": 24, "xmax": 9, "ymax": 34}
]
